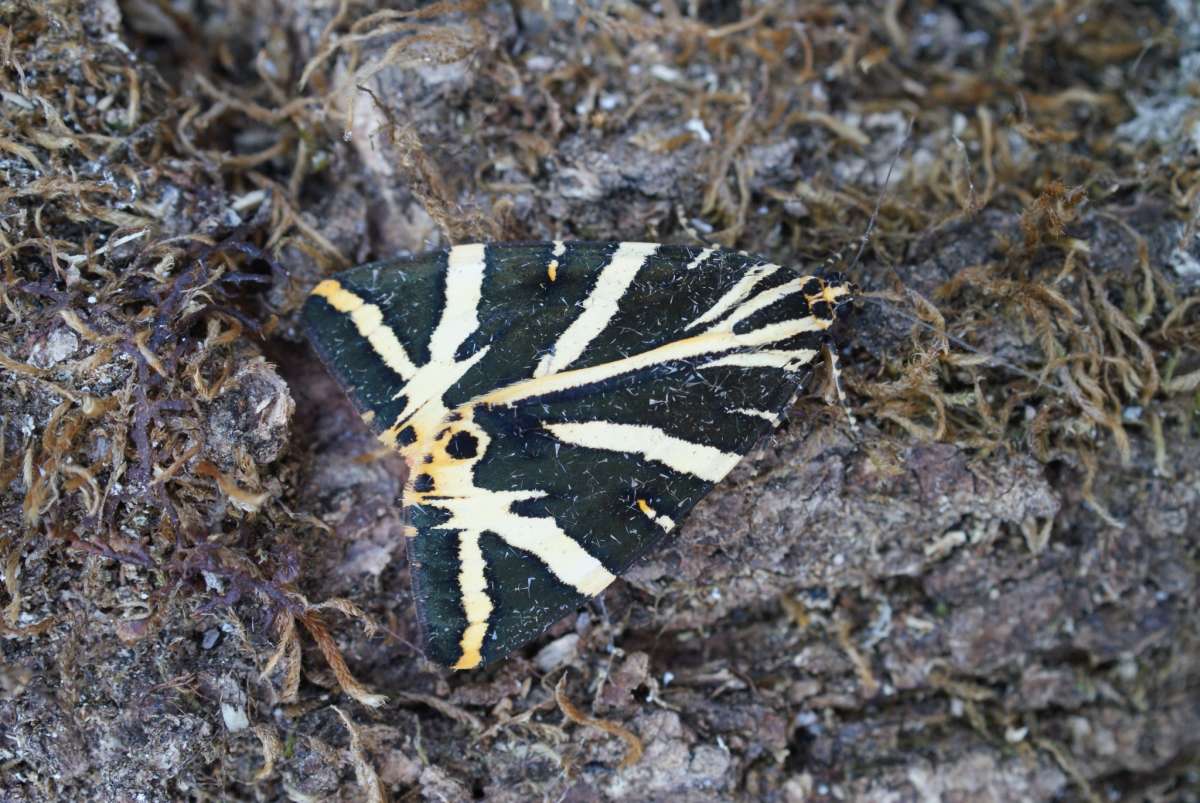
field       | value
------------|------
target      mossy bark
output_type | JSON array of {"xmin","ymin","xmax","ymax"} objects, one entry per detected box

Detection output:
[{"xmin": 1, "ymin": 1, "xmax": 1197, "ymax": 800}]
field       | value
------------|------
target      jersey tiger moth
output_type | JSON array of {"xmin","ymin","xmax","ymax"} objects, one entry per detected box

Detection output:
[{"xmin": 303, "ymin": 241, "xmax": 854, "ymax": 669}]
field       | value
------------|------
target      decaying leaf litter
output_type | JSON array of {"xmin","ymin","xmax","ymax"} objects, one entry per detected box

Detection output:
[{"xmin": 1, "ymin": 1, "xmax": 1197, "ymax": 800}]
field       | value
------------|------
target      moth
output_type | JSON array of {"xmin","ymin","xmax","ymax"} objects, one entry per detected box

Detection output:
[{"xmin": 303, "ymin": 242, "xmax": 853, "ymax": 669}]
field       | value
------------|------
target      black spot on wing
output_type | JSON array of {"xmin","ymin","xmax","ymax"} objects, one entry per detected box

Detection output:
[{"xmin": 446, "ymin": 431, "xmax": 479, "ymax": 459}]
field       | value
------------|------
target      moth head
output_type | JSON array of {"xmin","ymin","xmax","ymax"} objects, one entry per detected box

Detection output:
[{"xmin": 819, "ymin": 272, "xmax": 856, "ymax": 317}]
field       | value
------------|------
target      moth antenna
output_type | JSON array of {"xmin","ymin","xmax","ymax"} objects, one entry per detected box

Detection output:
[
  {"xmin": 844, "ymin": 119, "xmax": 1073, "ymax": 405},
  {"xmin": 845, "ymin": 116, "xmax": 913, "ymax": 278},
  {"xmin": 806, "ymin": 119, "xmax": 914, "ymax": 431},
  {"xmin": 858, "ymin": 293, "xmax": 1074, "ymax": 398}
]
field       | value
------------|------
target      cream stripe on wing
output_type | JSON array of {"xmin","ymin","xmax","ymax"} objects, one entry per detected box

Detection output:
[
  {"xmin": 701, "ymin": 348, "xmax": 817, "ymax": 369},
  {"xmin": 383, "ymin": 244, "xmax": 491, "ymax": 431},
  {"xmin": 481, "ymin": 313, "xmax": 826, "ymax": 407},
  {"xmin": 543, "ymin": 421, "xmax": 742, "ymax": 482},
  {"xmin": 685, "ymin": 262, "xmax": 781, "ymax": 331},
  {"xmin": 434, "ymin": 490, "xmax": 616, "ymax": 597},
  {"xmin": 311, "ymin": 280, "xmax": 418, "ymax": 380},
  {"xmin": 731, "ymin": 407, "xmax": 781, "ymax": 423},
  {"xmin": 350, "ymin": 305, "xmax": 420, "ymax": 379},
  {"xmin": 490, "ymin": 517, "xmax": 615, "ymax": 596},
  {"xmin": 428, "ymin": 244, "xmax": 488, "ymax": 362},
  {"xmin": 710, "ymin": 276, "xmax": 807, "ymax": 332},
  {"xmin": 454, "ymin": 529, "xmax": 493, "ymax": 670},
  {"xmin": 534, "ymin": 242, "xmax": 658, "ymax": 377},
  {"xmin": 684, "ymin": 247, "xmax": 715, "ymax": 272}
]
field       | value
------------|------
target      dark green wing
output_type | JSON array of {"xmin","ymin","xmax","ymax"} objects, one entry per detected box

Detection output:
[{"xmin": 303, "ymin": 242, "xmax": 851, "ymax": 668}]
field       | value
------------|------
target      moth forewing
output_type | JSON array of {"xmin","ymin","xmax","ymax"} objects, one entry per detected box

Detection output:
[{"xmin": 303, "ymin": 242, "xmax": 852, "ymax": 669}]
